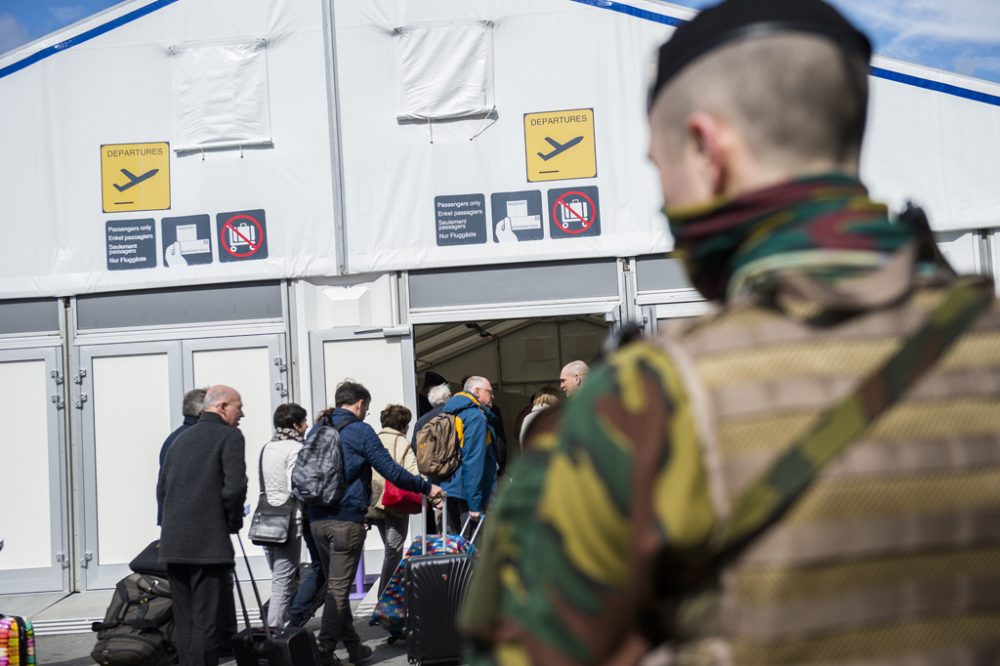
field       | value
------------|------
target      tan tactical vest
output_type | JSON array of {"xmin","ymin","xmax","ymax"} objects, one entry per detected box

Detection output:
[{"xmin": 655, "ymin": 272, "xmax": 1000, "ymax": 665}]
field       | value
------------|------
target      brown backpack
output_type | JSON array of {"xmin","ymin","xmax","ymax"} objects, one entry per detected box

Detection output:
[{"xmin": 415, "ymin": 412, "xmax": 462, "ymax": 478}]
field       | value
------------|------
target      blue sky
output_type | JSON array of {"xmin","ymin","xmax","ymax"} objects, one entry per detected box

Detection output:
[{"xmin": 1, "ymin": 0, "xmax": 999, "ymax": 85}]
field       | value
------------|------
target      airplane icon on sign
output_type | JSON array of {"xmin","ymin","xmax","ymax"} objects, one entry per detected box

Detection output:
[
  {"xmin": 113, "ymin": 168, "xmax": 159, "ymax": 192},
  {"xmin": 537, "ymin": 136, "xmax": 583, "ymax": 161}
]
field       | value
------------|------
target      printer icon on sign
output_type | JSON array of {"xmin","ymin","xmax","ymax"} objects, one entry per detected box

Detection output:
[
  {"xmin": 176, "ymin": 224, "xmax": 210, "ymax": 255},
  {"xmin": 506, "ymin": 199, "xmax": 542, "ymax": 231}
]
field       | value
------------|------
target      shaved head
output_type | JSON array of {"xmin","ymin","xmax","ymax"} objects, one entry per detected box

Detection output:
[
  {"xmin": 649, "ymin": 33, "xmax": 869, "ymax": 205},
  {"xmin": 560, "ymin": 360, "xmax": 590, "ymax": 396}
]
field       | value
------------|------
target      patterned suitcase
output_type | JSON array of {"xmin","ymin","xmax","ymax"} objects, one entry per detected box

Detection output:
[
  {"xmin": 404, "ymin": 498, "xmax": 484, "ymax": 665},
  {"xmin": 0, "ymin": 615, "xmax": 36, "ymax": 666}
]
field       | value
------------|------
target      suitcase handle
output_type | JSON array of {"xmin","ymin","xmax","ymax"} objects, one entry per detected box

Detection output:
[
  {"xmin": 419, "ymin": 494, "xmax": 485, "ymax": 554},
  {"xmin": 460, "ymin": 514, "xmax": 486, "ymax": 544},
  {"xmin": 234, "ymin": 532, "xmax": 272, "ymax": 640}
]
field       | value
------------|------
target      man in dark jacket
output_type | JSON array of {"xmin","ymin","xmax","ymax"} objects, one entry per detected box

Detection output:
[
  {"xmin": 158, "ymin": 384, "xmax": 247, "ymax": 666},
  {"xmin": 157, "ymin": 387, "xmax": 206, "ymax": 525},
  {"xmin": 310, "ymin": 381, "xmax": 444, "ymax": 666}
]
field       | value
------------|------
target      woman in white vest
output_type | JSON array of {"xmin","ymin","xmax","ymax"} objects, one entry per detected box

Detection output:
[{"xmin": 259, "ymin": 402, "xmax": 308, "ymax": 628}]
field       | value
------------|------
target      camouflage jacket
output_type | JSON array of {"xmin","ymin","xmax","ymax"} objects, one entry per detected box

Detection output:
[{"xmin": 460, "ymin": 252, "xmax": 1000, "ymax": 665}]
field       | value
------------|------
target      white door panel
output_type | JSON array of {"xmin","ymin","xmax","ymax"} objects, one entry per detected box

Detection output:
[
  {"xmin": 93, "ymin": 354, "xmax": 172, "ymax": 564},
  {"xmin": 78, "ymin": 342, "xmax": 182, "ymax": 590},
  {"xmin": 0, "ymin": 348, "xmax": 68, "ymax": 594},
  {"xmin": 183, "ymin": 335, "xmax": 287, "ymax": 577},
  {"xmin": 310, "ymin": 328, "xmax": 416, "ymax": 581}
]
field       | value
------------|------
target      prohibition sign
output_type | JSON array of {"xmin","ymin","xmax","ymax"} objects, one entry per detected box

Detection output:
[
  {"xmin": 552, "ymin": 190, "xmax": 596, "ymax": 235},
  {"xmin": 221, "ymin": 213, "xmax": 264, "ymax": 258}
]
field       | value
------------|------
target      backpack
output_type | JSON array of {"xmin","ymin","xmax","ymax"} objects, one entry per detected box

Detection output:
[
  {"xmin": 91, "ymin": 573, "xmax": 175, "ymax": 666},
  {"xmin": 415, "ymin": 404, "xmax": 483, "ymax": 478},
  {"xmin": 291, "ymin": 418, "xmax": 353, "ymax": 506}
]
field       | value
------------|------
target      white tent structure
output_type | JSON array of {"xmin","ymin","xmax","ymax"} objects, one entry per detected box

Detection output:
[{"xmin": 0, "ymin": 0, "xmax": 997, "ymax": 622}]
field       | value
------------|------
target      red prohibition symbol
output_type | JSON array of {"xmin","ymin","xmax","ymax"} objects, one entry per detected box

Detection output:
[
  {"xmin": 552, "ymin": 191, "xmax": 596, "ymax": 234},
  {"xmin": 221, "ymin": 214, "xmax": 264, "ymax": 258}
]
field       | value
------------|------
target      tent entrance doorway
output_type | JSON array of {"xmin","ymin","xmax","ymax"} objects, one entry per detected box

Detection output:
[{"xmin": 413, "ymin": 314, "xmax": 610, "ymax": 455}]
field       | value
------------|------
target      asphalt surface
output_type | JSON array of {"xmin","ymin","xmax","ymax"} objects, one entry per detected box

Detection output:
[{"xmin": 36, "ymin": 613, "xmax": 416, "ymax": 666}]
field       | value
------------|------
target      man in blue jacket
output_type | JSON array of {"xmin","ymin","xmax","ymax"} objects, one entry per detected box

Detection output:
[
  {"xmin": 439, "ymin": 376, "xmax": 497, "ymax": 533},
  {"xmin": 309, "ymin": 381, "xmax": 444, "ymax": 666}
]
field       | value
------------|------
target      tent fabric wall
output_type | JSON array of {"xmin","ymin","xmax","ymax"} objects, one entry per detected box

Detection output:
[
  {"xmin": 0, "ymin": 0, "xmax": 338, "ymax": 299},
  {"xmin": 0, "ymin": 0, "xmax": 998, "ymax": 300},
  {"xmin": 863, "ymin": 58, "xmax": 1000, "ymax": 232},
  {"xmin": 170, "ymin": 38, "xmax": 273, "ymax": 151},
  {"xmin": 335, "ymin": 0, "xmax": 674, "ymax": 274},
  {"xmin": 395, "ymin": 20, "xmax": 495, "ymax": 121}
]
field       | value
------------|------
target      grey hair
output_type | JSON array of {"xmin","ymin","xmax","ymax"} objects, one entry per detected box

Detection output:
[
  {"xmin": 428, "ymin": 383, "xmax": 452, "ymax": 406},
  {"xmin": 463, "ymin": 376, "xmax": 490, "ymax": 393},
  {"xmin": 182, "ymin": 388, "xmax": 207, "ymax": 418}
]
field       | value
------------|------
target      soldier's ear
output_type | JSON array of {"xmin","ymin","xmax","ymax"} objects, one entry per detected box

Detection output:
[{"xmin": 688, "ymin": 110, "xmax": 730, "ymax": 196}]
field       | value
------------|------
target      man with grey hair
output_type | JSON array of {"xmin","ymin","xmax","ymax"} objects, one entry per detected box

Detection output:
[
  {"xmin": 558, "ymin": 360, "xmax": 589, "ymax": 396},
  {"xmin": 461, "ymin": 0, "xmax": 1000, "ymax": 663},
  {"xmin": 157, "ymin": 387, "xmax": 207, "ymax": 524},
  {"xmin": 159, "ymin": 384, "xmax": 247, "ymax": 666},
  {"xmin": 438, "ymin": 375, "xmax": 497, "ymax": 532}
]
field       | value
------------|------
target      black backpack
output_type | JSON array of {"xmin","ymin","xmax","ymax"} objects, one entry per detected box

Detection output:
[
  {"xmin": 291, "ymin": 417, "xmax": 354, "ymax": 505},
  {"xmin": 91, "ymin": 572, "xmax": 175, "ymax": 666}
]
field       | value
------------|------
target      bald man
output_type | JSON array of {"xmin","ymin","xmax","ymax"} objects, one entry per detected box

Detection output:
[
  {"xmin": 158, "ymin": 385, "xmax": 247, "ymax": 666},
  {"xmin": 558, "ymin": 360, "xmax": 589, "ymax": 396}
]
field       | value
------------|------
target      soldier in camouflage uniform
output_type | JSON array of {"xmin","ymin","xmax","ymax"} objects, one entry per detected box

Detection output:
[{"xmin": 460, "ymin": 0, "xmax": 1000, "ymax": 664}]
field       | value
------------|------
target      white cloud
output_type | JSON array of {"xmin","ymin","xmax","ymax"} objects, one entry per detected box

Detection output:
[
  {"xmin": 49, "ymin": 5, "xmax": 89, "ymax": 23},
  {"xmin": 833, "ymin": 0, "xmax": 1000, "ymax": 54},
  {"xmin": 954, "ymin": 52, "xmax": 1000, "ymax": 80},
  {"xmin": 0, "ymin": 14, "xmax": 30, "ymax": 55}
]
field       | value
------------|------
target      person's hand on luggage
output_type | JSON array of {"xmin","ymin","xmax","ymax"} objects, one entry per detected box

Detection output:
[
  {"xmin": 469, "ymin": 511, "xmax": 482, "ymax": 521},
  {"xmin": 428, "ymin": 484, "xmax": 445, "ymax": 502}
]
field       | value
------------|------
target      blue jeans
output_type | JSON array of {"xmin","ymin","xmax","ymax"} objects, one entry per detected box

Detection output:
[{"xmin": 288, "ymin": 515, "xmax": 326, "ymax": 625}]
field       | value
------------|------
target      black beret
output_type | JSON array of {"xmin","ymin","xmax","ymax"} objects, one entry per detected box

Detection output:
[
  {"xmin": 649, "ymin": 0, "xmax": 872, "ymax": 108},
  {"xmin": 424, "ymin": 371, "xmax": 448, "ymax": 387}
]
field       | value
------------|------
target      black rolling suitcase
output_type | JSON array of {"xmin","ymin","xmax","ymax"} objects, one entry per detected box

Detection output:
[
  {"xmin": 230, "ymin": 534, "xmax": 320, "ymax": 666},
  {"xmin": 405, "ymin": 498, "xmax": 484, "ymax": 665}
]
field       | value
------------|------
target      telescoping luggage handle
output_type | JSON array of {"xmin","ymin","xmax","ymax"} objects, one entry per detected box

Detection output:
[
  {"xmin": 233, "ymin": 532, "xmax": 273, "ymax": 640},
  {"xmin": 418, "ymin": 494, "xmax": 485, "ymax": 556}
]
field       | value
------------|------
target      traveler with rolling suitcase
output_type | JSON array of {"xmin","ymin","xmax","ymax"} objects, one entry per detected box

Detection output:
[{"xmin": 298, "ymin": 382, "xmax": 444, "ymax": 666}]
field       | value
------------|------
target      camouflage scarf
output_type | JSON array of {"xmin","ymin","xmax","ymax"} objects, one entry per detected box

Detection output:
[{"xmin": 667, "ymin": 173, "xmax": 914, "ymax": 301}]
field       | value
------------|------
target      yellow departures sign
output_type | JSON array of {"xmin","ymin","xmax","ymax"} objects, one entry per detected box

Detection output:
[
  {"xmin": 523, "ymin": 108, "xmax": 596, "ymax": 182},
  {"xmin": 101, "ymin": 142, "xmax": 171, "ymax": 213}
]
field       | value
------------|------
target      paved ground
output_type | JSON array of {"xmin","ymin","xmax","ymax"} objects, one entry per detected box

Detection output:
[{"xmin": 36, "ymin": 609, "xmax": 416, "ymax": 665}]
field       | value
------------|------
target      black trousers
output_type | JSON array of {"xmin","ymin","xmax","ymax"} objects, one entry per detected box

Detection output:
[
  {"xmin": 443, "ymin": 497, "xmax": 470, "ymax": 536},
  {"xmin": 217, "ymin": 570, "xmax": 237, "ymax": 650},
  {"xmin": 167, "ymin": 563, "xmax": 231, "ymax": 666}
]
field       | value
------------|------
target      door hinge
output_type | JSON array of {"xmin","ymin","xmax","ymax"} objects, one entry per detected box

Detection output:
[
  {"xmin": 272, "ymin": 358, "xmax": 287, "ymax": 373},
  {"xmin": 74, "ymin": 394, "xmax": 89, "ymax": 409},
  {"xmin": 274, "ymin": 382, "xmax": 288, "ymax": 398},
  {"xmin": 55, "ymin": 552, "xmax": 69, "ymax": 569},
  {"xmin": 74, "ymin": 369, "xmax": 87, "ymax": 385},
  {"xmin": 51, "ymin": 395, "xmax": 65, "ymax": 410},
  {"xmin": 50, "ymin": 370, "xmax": 64, "ymax": 385},
  {"xmin": 81, "ymin": 552, "xmax": 93, "ymax": 568}
]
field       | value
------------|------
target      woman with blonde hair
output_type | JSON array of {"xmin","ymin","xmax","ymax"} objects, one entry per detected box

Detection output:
[{"xmin": 518, "ymin": 386, "xmax": 560, "ymax": 448}]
